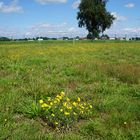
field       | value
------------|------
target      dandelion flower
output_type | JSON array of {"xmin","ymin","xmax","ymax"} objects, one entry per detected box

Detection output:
[
  {"xmin": 39, "ymin": 99, "xmax": 43, "ymax": 104},
  {"xmin": 60, "ymin": 109, "xmax": 63, "ymax": 112}
]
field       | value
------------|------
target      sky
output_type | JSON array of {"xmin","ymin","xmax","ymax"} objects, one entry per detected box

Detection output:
[{"xmin": 0, "ymin": 0, "xmax": 140, "ymax": 38}]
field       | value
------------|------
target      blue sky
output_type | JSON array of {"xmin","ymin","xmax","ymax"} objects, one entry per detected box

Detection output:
[{"xmin": 0, "ymin": 0, "xmax": 140, "ymax": 38}]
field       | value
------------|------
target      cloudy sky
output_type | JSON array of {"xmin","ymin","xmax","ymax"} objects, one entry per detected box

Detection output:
[{"xmin": 0, "ymin": 0, "xmax": 140, "ymax": 38}]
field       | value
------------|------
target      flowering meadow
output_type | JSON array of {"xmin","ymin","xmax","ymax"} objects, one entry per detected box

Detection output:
[{"xmin": 0, "ymin": 41, "xmax": 140, "ymax": 139}]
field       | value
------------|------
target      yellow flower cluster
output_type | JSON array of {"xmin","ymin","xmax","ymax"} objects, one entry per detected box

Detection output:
[{"xmin": 38, "ymin": 91, "xmax": 93, "ymax": 128}]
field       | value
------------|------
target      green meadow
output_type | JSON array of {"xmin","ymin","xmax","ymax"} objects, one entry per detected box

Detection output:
[{"xmin": 0, "ymin": 41, "xmax": 140, "ymax": 140}]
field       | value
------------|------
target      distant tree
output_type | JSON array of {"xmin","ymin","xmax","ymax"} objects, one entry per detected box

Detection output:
[
  {"xmin": 75, "ymin": 36, "xmax": 80, "ymax": 40},
  {"xmin": 63, "ymin": 37, "xmax": 69, "ymax": 40},
  {"xmin": 87, "ymin": 33, "xmax": 93, "ymax": 39},
  {"xmin": 77, "ymin": 0, "xmax": 115, "ymax": 39},
  {"xmin": 136, "ymin": 37, "xmax": 140, "ymax": 40},
  {"xmin": 101, "ymin": 34, "xmax": 109, "ymax": 39},
  {"xmin": 0, "ymin": 37, "xmax": 11, "ymax": 41},
  {"xmin": 43, "ymin": 37, "xmax": 49, "ymax": 40},
  {"xmin": 51, "ymin": 38, "xmax": 57, "ymax": 40}
]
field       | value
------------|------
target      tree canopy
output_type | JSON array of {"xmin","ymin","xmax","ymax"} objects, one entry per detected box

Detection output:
[{"xmin": 77, "ymin": 0, "xmax": 115, "ymax": 39}]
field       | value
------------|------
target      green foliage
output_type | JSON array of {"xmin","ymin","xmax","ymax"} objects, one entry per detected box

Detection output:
[
  {"xmin": 80, "ymin": 120, "xmax": 104, "ymax": 138},
  {"xmin": 19, "ymin": 100, "xmax": 41, "ymax": 118},
  {"xmin": 77, "ymin": 0, "xmax": 115, "ymax": 38}
]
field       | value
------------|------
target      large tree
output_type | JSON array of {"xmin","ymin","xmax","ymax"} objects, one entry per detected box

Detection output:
[{"xmin": 77, "ymin": 0, "xmax": 115, "ymax": 39}]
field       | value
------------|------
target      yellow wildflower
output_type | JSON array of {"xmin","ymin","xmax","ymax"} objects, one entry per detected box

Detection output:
[
  {"xmin": 54, "ymin": 100, "xmax": 57, "ymax": 104},
  {"xmin": 124, "ymin": 122, "xmax": 127, "ymax": 125},
  {"xmin": 56, "ymin": 95, "xmax": 62, "ymax": 100},
  {"xmin": 60, "ymin": 91, "xmax": 65, "ymax": 96},
  {"xmin": 72, "ymin": 102, "xmax": 77, "ymax": 106},
  {"xmin": 55, "ymin": 122, "xmax": 58, "ymax": 125},
  {"xmin": 64, "ymin": 112, "xmax": 70, "ymax": 116},
  {"xmin": 58, "ymin": 96, "xmax": 62, "ymax": 100},
  {"xmin": 68, "ymin": 106, "xmax": 72, "ymax": 110},
  {"xmin": 39, "ymin": 99, "xmax": 43, "ymax": 104},
  {"xmin": 66, "ymin": 98, "xmax": 70, "ymax": 102},
  {"xmin": 47, "ymin": 97, "xmax": 51, "ymax": 101},
  {"xmin": 63, "ymin": 102, "xmax": 67, "ymax": 107},
  {"xmin": 81, "ymin": 106, "xmax": 84, "ymax": 109},
  {"xmin": 50, "ymin": 102, "xmax": 53, "ymax": 106},
  {"xmin": 56, "ymin": 98, "xmax": 60, "ymax": 102},
  {"xmin": 41, "ymin": 103, "xmax": 48, "ymax": 108},
  {"xmin": 51, "ymin": 113, "xmax": 55, "ymax": 117},
  {"xmin": 77, "ymin": 97, "xmax": 81, "ymax": 102},
  {"xmin": 60, "ymin": 109, "xmax": 63, "ymax": 112},
  {"xmin": 73, "ymin": 112, "xmax": 77, "ymax": 115},
  {"xmin": 89, "ymin": 105, "xmax": 93, "ymax": 109},
  {"xmin": 84, "ymin": 103, "xmax": 87, "ymax": 106}
]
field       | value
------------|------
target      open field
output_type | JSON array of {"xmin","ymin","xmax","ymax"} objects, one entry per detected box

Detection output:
[{"xmin": 0, "ymin": 41, "xmax": 140, "ymax": 140}]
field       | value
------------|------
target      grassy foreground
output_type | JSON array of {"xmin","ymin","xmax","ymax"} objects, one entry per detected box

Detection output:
[{"xmin": 0, "ymin": 41, "xmax": 140, "ymax": 140}]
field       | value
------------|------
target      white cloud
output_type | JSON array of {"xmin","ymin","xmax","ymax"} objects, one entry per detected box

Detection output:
[
  {"xmin": 0, "ymin": 26, "xmax": 23, "ymax": 38},
  {"xmin": 0, "ymin": 0, "xmax": 23, "ymax": 13},
  {"xmin": 29, "ymin": 22, "xmax": 68, "ymax": 31},
  {"xmin": 36, "ymin": 0, "xmax": 67, "ymax": 4},
  {"xmin": 105, "ymin": 27, "xmax": 140, "ymax": 38},
  {"xmin": 104, "ymin": 12, "xmax": 139, "ymax": 37},
  {"xmin": 111, "ymin": 12, "xmax": 127, "ymax": 22},
  {"xmin": 68, "ymin": 27, "xmax": 77, "ymax": 32},
  {"xmin": 72, "ymin": 0, "xmax": 80, "ymax": 9},
  {"xmin": 1, "ymin": 23, "xmax": 140, "ymax": 39},
  {"xmin": 123, "ymin": 28, "xmax": 140, "ymax": 33},
  {"xmin": 125, "ymin": 3, "xmax": 135, "ymax": 8},
  {"xmin": 26, "ymin": 22, "xmax": 86, "ymax": 37}
]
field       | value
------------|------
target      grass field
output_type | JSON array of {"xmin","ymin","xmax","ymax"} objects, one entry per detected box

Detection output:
[{"xmin": 0, "ymin": 41, "xmax": 140, "ymax": 140}]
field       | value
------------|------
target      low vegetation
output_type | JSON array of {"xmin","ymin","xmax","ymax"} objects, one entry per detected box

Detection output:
[{"xmin": 0, "ymin": 40, "xmax": 140, "ymax": 139}]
